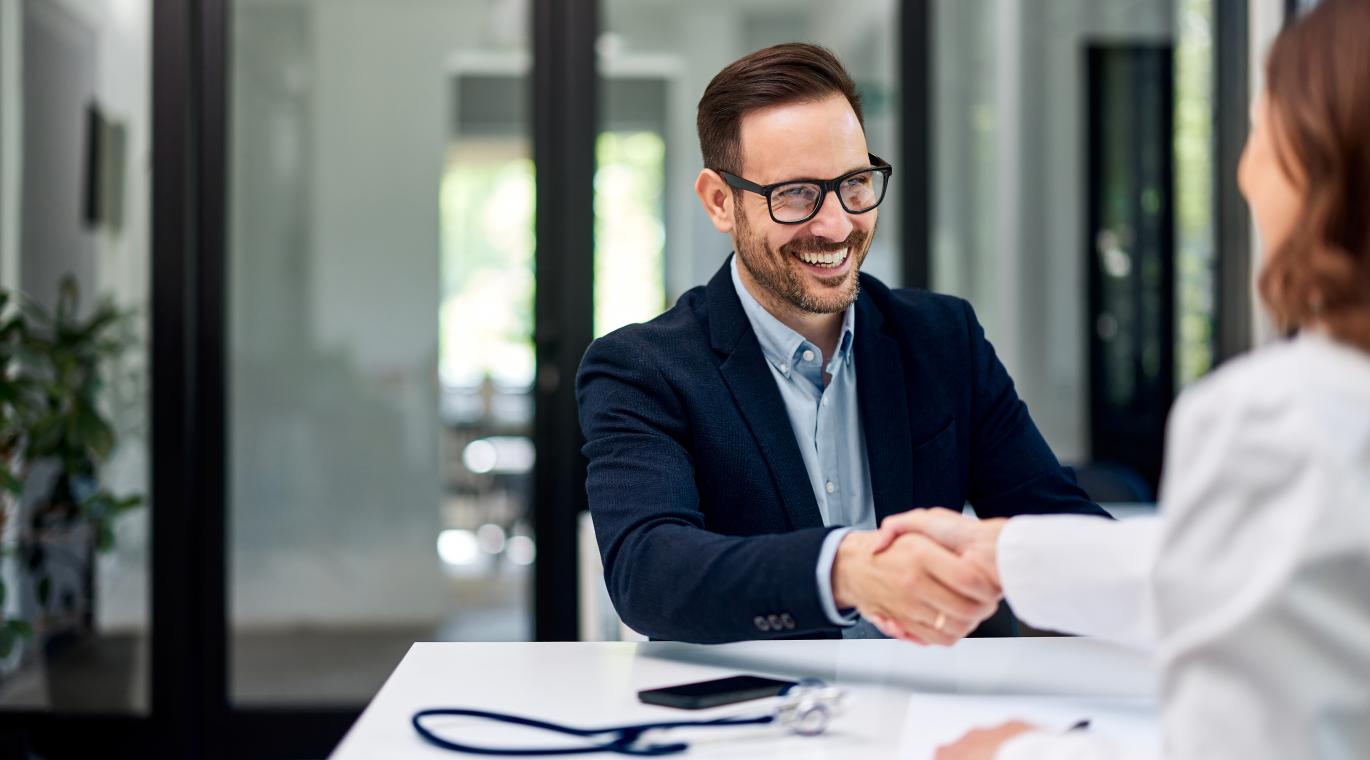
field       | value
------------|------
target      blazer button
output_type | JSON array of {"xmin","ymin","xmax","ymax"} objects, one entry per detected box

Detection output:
[
  {"xmin": 767, "ymin": 614, "xmax": 783, "ymax": 631},
  {"xmin": 754, "ymin": 615, "xmax": 770, "ymax": 632},
  {"xmin": 780, "ymin": 613, "xmax": 795, "ymax": 630}
]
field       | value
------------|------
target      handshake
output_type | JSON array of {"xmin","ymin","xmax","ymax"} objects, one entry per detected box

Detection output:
[{"xmin": 832, "ymin": 508, "xmax": 1008, "ymax": 645}]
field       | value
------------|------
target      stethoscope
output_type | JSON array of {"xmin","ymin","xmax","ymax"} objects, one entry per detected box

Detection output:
[{"xmin": 411, "ymin": 679, "xmax": 847, "ymax": 756}]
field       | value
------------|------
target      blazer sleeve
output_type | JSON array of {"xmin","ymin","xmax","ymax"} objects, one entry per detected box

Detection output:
[
  {"xmin": 959, "ymin": 301, "xmax": 1107, "ymax": 519},
  {"xmin": 576, "ymin": 332, "xmax": 839, "ymax": 643}
]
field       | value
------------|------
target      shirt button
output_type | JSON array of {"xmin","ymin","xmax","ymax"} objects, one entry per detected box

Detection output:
[
  {"xmin": 768, "ymin": 614, "xmax": 784, "ymax": 630},
  {"xmin": 779, "ymin": 362, "xmax": 788, "ymax": 374},
  {"xmin": 822, "ymin": 397, "xmax": 829, "ymax": 407},
  {"xmin": 802, "ymin": 349, "xmax": 815, "ymax": 362},
  {"xmin": 825, "ymin": 481, "xmax": 835, "ymax": 494}
]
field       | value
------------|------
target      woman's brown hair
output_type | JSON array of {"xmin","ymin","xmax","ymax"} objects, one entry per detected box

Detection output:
[{"xmin": 1260, "ymin": 0, "xmax": 1370, "ymax": 350}]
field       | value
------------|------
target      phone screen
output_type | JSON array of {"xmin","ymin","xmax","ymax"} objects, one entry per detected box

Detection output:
[{"xmin": 637, "ymin": 674, "xmax": 797, "ymax": 710}]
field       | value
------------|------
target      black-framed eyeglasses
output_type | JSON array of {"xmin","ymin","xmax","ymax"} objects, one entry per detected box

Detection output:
[{"xmin": 718, "ymin": 154, "xmax": 893, "ymax": 225}]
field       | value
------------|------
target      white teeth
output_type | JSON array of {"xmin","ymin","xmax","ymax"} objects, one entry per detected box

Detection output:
[{"xmin": 797, "ymin": 248, "xmax": 848, "ymax": 267}]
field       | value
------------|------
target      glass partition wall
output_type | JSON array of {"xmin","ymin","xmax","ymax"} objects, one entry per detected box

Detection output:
[
  {"xmin": 931, "ymin": 0, "xmax": 1219, "ymax": 498},
  {"xmin": 229, "ymin": 0, "xmax": 535, "ymax": 706}
]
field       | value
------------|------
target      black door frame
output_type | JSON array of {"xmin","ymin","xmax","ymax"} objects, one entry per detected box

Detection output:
[
  {"xmin": 1215, "ymin": 0, "xmax": 1252, "ymax": 363},
  {"xmin": 531, "ymin": 0, "xmax": 597, "ymax": 643}
]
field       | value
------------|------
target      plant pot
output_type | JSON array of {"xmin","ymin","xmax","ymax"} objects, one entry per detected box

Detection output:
[{"xmin": 42, "ymin": 628, "xmax": 139, "ymax": 711}]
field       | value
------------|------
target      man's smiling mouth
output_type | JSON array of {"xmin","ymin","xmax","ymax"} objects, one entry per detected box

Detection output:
[{"xmin": 794, "ymin": 247, "xmax": 849, "ymax": 268}]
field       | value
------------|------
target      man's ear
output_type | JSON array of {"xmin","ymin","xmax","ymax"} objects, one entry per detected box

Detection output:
[{"xmin": 694, "ymin": 169, "xmax": 735, "ymax": 233}]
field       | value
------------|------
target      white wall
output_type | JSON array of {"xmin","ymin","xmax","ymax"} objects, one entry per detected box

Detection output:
[{"xmin": 0, "ymin": 0, "xmax": 21, "ymax": 292}]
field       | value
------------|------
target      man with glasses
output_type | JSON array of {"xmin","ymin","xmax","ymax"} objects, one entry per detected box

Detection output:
[{"xmin": 577, "ymin": 43, "xmax": 1105, "ymax": 644}]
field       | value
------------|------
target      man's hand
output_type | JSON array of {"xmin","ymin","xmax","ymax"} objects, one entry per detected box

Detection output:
[
  {"xmin": 831, "ymin": 529, "xmax": 1000, "ymax": 646},
  {"xmin": 934, "ymin": 721, "xmax": 1037, "ymax": 760},
  {"xmin": 872, "ymin": 507, "xmax": 1006, "ymax": 586},
  {"xmin": 861, "ymin": 508, "xmax": 1007, "ymax": 642}
]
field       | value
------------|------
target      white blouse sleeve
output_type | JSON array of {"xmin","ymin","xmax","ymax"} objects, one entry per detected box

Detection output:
[{"xmin": 997, "ymin": 513, "xmax": 1161, "ymax": 648}]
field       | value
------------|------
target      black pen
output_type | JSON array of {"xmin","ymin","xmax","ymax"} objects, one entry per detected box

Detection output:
[{"xmin": 1066, "ymin": 719, "xmax": 1091, "ymax": 732}]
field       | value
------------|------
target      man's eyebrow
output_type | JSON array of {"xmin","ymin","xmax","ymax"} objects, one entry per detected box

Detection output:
[{"xmin": 773, "ymin": 161, "xmax": 875, "ymax": 184}]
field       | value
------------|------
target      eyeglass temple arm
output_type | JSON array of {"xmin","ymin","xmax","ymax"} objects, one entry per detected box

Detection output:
[{"xmin": 716, "ymin": 170, "xmax": 769, "ymax": 195}]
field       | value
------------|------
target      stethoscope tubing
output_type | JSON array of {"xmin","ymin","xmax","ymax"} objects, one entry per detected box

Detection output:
[{"xmin": 411, "ymin": 707, "xmax": 776, "ymax": 756}]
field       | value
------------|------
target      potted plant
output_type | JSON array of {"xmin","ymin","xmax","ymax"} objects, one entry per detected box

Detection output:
[{"xmin": 0, "ymin": 276, "xmax": 142, "ymax": 691}]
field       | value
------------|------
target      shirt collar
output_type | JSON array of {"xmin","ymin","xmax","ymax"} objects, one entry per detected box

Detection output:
[{"xmin": 729, "ymin": 254, "xmax": 855, "ymax": 375}]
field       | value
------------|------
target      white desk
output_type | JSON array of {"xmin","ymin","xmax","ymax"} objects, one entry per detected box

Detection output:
[{"xmin": 331, "ymin": 638, "xmax": 1160, "ymax": 759}]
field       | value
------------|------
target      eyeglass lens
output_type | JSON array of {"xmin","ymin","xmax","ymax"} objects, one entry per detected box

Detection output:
[{"xmin": 770, "ymin": 170, "xmax": 886, "ymax": 222}]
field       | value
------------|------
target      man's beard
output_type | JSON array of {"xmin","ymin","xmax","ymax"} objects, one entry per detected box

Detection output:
[{"xmin": 733, "ymin": 204, "xmax": 872, "ymax": 315}]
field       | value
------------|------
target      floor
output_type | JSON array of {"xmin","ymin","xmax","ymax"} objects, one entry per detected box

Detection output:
[{"xmin": 0, "ymin": 597, "xmax": 528, "ymax": 712}]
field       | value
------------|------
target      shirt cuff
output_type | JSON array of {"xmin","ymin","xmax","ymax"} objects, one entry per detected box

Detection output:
[
  {"xmin": 816, "ymin": 527, "xmax": 859, "ymax": 627},
  {"xmin": 995, "ymin": 730, "xmax": 1145, "ymax": 760}
]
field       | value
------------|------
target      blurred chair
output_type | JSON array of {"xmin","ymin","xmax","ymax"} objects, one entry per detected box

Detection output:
[
  {"xmin": 579, "ymin": 511, "xmax": 645, "ymax": 642},
  {"xmin": 1068, "ymin": 461, "xmax": 1155, "ymax": 504}
]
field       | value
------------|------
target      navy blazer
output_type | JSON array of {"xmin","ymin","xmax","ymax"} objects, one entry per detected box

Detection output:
[{"xmin": 576, "ymin": 258, "xmax": 1105, "ymax": 643}]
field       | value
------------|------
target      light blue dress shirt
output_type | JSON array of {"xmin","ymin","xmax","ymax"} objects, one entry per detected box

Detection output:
[{"xmin": 730, "ymin": 257, "xmax": 883, "ymax": 637}]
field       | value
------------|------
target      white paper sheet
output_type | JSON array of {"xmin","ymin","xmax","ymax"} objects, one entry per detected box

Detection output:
[{"xmin": 896, "ymin": 693, "xmax": 1161, "ymax": 759}]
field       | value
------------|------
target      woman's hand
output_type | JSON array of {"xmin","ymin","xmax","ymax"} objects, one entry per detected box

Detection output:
[{"xmin": 934, "ymin": 721, "xmax": 1037, "ymax": 760}]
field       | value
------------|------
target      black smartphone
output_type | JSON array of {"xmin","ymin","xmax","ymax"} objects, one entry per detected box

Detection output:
[{"xmin": 637, "ymin": 674, "xmax": 797, "ymax": 710}]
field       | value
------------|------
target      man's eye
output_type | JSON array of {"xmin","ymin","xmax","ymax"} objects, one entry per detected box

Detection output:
[
  {"xmin": 843, "ymin": 174, "xmax": 872, "ymax": 190},
  {"xmin": 776, "ymin": 185, "xmax": 816, "ymax": 201}
]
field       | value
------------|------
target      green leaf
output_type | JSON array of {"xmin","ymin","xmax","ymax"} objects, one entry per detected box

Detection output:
[
  {"xmin": 0, "ymin": 620, "xmax": 34, "ymax": 659},
  {"xmin": 0, "ymin": 470, "xmax": 21, "ymax": 497},
  {"xmin": 97, "ymin": 522, "xmax": 116, "ymax": 552},
  {"xmin": 74, "ymin": 309, "xmax": 123, "ymax": 346},
  {"xmin": 73, "ymin": 402, "xmax": 116, "ymax": 460},
  {"xmin": 0, "ymin": 581, "xmax": 6, "ymax": 609},
  {"xmin": 114, "ymin": 494, "xmax": 143, "ymax": 513}
]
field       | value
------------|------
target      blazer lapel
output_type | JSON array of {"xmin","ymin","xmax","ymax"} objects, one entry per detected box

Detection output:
[
  {"xmin": 707, "ymin": 259, "xmax": 824, "ymax": 531},
  {"xmin": 854, "ymin": 292, "xmax": 914, "ymax": 524}
]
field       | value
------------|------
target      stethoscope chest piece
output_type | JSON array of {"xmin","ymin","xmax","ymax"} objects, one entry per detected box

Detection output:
[{"xmin": 775, "ymin": 679, "xmax": 847, "ymax": 736}]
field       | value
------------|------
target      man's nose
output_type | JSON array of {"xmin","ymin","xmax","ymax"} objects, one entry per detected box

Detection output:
[{"xmin": 806, "ymin": 190, "xmax": 854, "ymax": 242}]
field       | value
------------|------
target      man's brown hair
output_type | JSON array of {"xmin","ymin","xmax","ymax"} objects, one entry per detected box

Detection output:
[
  {"xmin": 1260, "ymin": 0, "xmax": 1370, "ymax": 350},
  {"xmin": 696, "ymin": 43, "xmax": 863, "ymax": 175}
]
